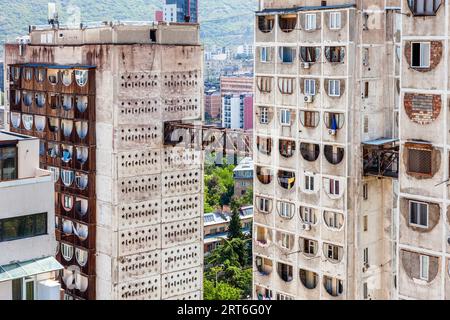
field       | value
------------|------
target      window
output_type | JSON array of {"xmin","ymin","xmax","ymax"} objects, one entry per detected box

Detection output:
[
  {"xmin": 329, "ymin": 12, "xmax": 342, "ymax": 29},
  {"xmin": 304, "ymin": 174, "xmax": 315, "ymax": 192},
  {"xmin": 279, "ymin": 47, "xmax": 295, "ymax": 63},
  {"xmin": 257, "ymin": 197, "xmax": 271, "ymax": 213},
  {"xmin": 278, "ymin": 170, "xmax": 295, "ymax": 190},
  {"xmin": 328, "ymin": 80, "xmax": 341, "ymax": 97},
  {"xmin": 277, "ymin": 293, "xmax": 294, "ymax": 300},
  {"xmin": 326, "ymin": 243, "xmax": 341, "ymax": 262},
  {"xmin": 47, "ymin": 69, "xmax": 58, "ymax": 85},
  {"xmin": 409, "ymin": 201, "xmax": 428, "ymax": 228},
  {"xmin": 304, "ymin": 79, "xmax": 316, "ymax": 96},
  {"xmin": 279, "ymin": 139, "xmax": 295, "ymax": 158},
  {"xmin": 280, "ymin": 109, "xmax": 291, "ymax": 126},
  {"xmin": 278, "ymin": 201, "xmax": 294, "ymax": 219},
  {"xmin": 0, "ymin": 146, "xmax": 17, "ymax": 181},
  {"xmin": 62, "ymin": 70, "xmax": 72, "ymax": 86},
  {"xmin": 419, "ymin": 255, "xmax": 429, "ymax": 281},
  {"xmin": 305, "ymin": 14, "xmax": 316, "ymax": 30},
  {"xmin": 363, "ymin": 183, "xmax": 368, "ymax": 200},
  {"xmin": 363, "ymin": 283, "xmax": 368, "ymax": 300},
  {"xmin": 303, "ymin": 238, "xmax": 317, "ymax": 255},
  {"xmin": 325, "ymin": 46, "xmax": 345, "ymax": 63},
  {"xmin": 363, "ymin": 215, "xmax": 368, "ymax": 232},
  {"xmin": 300, "ymin": 111, "xmax": 320, "ymax": 128},
  {"xmin": 324, "ymin": 145, "xmax": 344, "ymax": 165},
  {"xmin": 363, "ymin": 248, "xmax": 369, "ymax": 266},
  {"xmin": 324, "ymin": 211, "xmax": 343, "ymax": 230},
  {"xmin": 411, "ymin": 42, "xmax": 430, "ymax": 68},
  {"xmin": 278, "ymin": 78, "xmax": 294, "ymax": 94},
  {"xmin": 300, "ymin": 207, "xmax": 316, "ymax": 224},
  {"xmin": 300, "ymin": 143, "xmax": 320, "ymax": 162},
  {"xmin": 61, "ymin": 169, "xmax": 75, "ymax": 187},
  {"xmin": 75, "ymin": 70, "xmax": 88, "ymax": 87},
  {"xmin": 256, "ymin": 166, "xmax": 273, "ymax": 185},
  {"xmin": 407, "ymin": 0, "xmax": 442, "ymax": 16},
  {"xmin": 0, "ymin": 213, "xmax": 47, "ymax": 242},
  {"xmin": 260, "ymin": 47, "xmax": 272, "ymax": 62},
  {"xmin": 75, "ymin": 248, "xmax": 88, "ymax": 267},
  {"xmin": 327, "ymin": 178, "xmax": 340, "ymax": 196},
  {"xmin": 279, "ymin": 15, "xmax": 297, "ymax": 32},
  {"xmin": 324, "ymin": 112, "xmax": 345, "ymax": 130},
  {"xmin": 35, "ymin": 69, "xmax": 46, "ymax": 83},
  {"xmin": 407, "ymin": 147, "xmax": 432, "ymax": 175},
  {"xmin": 35, "ymin": 93, "xmax": 46, "ymax": 108},
  {"xmin": 257, "ymin": 77, "xmax": 272, "ymax": 93},
  {"xmin": 280, "ymin": 233, "xmax": 292, "ymax": 249},
  {"xmin": 61, "ymin": 243, "xmax": 74, "ymax": 262},
  {"xmin": 260, "ymin": 107, "xmax": 269, "ymax": 124},
  {"xmin": 300, "ymin": 47, "xmax": 320, "ymax": 63},
  {"xmin": 76, "ymin": 96, "xmax": 88, "ymax": 113},
  {"xmin": 300, "ymin": 269, "xmax": 318, "ymax": 290},
  {"xmin": 277, "ymin": 263, "xmax": 293, "ymax": 282},
  {"xmin": 257, "ymin": 136, "xmax": 272, "ymax": 155},
  {"xmin": 12, "ymin": 277, "xmax": 35, "ymax": 300},
  {"xmin": 258, "ymin": 15, "xmax": 275, "ymax": 33},
  {"xmin": 324, "ymin": 276, "xmax": 344, "ymax": 297}
]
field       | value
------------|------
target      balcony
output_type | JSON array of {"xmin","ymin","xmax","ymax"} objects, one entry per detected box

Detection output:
[{"xmin": 362, "ymin": 138, "xmax": 399, "ymax": 179}]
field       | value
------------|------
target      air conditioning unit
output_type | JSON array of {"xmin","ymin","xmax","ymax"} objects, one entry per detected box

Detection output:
[
  {"xmin": 304, "ymin": 95, "xmax": 313, "ymax": 103},
  {"xmin": 328, "ymin": 129, "xmax": 337, "ymax": 136},
  {"xmin": 303, "ymin": 223, "xmax": 311, "ymax": 231},
  {"xmin": 303, "ymin": 62, "xmax": 310, "ymax": 69}
]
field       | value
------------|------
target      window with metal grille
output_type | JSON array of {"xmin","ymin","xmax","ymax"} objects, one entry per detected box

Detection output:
[{"xmin": 408, "ymin": 148, "xmax": 432, "ymax": 175}]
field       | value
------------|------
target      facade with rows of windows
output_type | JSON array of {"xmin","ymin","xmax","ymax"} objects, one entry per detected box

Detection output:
[
  {"xmin": 4, "ymin": 22, "xmax": 204, "ymax": 300},
  {"xmin": 253, "ymin": 0, "xmax": 401, "ymax": 300}
]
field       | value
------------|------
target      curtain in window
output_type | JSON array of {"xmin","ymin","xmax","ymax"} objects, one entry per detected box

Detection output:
[
  {"xmin": 62, "ymin": 95, "xmax": 73, "ymax": 111},
  {"xmin": 62, "ymin": 219, "xmax": 73, "ymax": 234},
  {"xmin": 75, "ymin": 121, "xmax": 88, "ymax": 139},
  {"xmin": 74, "ymin": 222, "xmax": 89, "ymax": 241},
  {"xmin": 76, "ymin": 96, "xmax": 88, "ymax": 113},
  {"xmin": 61, "ymin": 119, "xmax": 73, "ymax": 137},
  {"xmin": 11, "ymin": 112, "xmax": 21, "ymax": 129},
  {"xmin": 34, "ymin": 116, "xmax": 46, "ymax": 131}
]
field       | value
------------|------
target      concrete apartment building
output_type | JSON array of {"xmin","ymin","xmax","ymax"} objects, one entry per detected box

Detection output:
[
  {"xmin": 0, "ymin": 131, "xmax": 62, "ymax": 300},
  {"xmin": 253, "ymin": 0, "xmax": 401, "ymax": 300},
  {"xmin": 3, "ymin": 21, "xmax": 204, "ymax": 300},
  {"xmin": 398, "ymin": 0, "xmax": 450, "ymax": 300},
  {"xmin": 234, "ymin": 157, "xmax": 254, "ymax": 197}
]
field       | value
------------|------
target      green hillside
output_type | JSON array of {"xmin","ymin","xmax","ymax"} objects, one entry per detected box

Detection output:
[{"xmin": 0, "ymin": 0, "xmax": 256, "ymax": 50}]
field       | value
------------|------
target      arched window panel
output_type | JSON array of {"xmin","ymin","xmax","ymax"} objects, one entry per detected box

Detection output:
[
  {"xmin": 276, "ymin": 263, "xmax": 293, "ymax": 282},
  {"xmin": 279, "ymin": 139, "xmax": 296, "ymax": 158},
  {"xmin": 35, "ymin": 93, "xmax": 46, "ymax": 108},
  {"xmin": 62, "ymin": 219, "xmax": 73, "ymax": 235},
  {"xmin": 323, "ymin": 276, "xmax": 344, "ymax": 297},
  {"xmin": 277, "ymin": 201, "xmax": 295, "ymax": 219},
  {"xmin": 61, "ymin": 119, "xmax": 73, "ymax": 138},
  {"xmin": 61, "ymin": 169, "xmax": 75, "ymax": 187},
  {"xmin": 47, "ymin": 166, "xmax": 60, "ymax": 183},
  {"xmin": 47, "ymin": 117, "xmax": 59, "ymax": 133},
  {"xmin": 256, "ymin": 196, "xmax": 272, "ymax": 213},
  {"xmin": 74, "ymin": 222, "xmax": 89, "ymax": 241},
  {"xmin": 323, "ymin": 243, "xmax": 344, "ymax": 263},
  {"xmin": 75, "ymin": 197, "xmax": 88, "ymax": 217},
  {"xmin": 255, "ymin": 256, "xmax": 273, "ymax": 275},
  {"xmin": 76, "ymin": 146, "xmax": 89, "ymax": 164},
  {"xmin": 75, "ymin": 70, "xmax": 88, "ymax": 87},
  {"xmin": 300, "ymin": 143, "xmax": 320, "ymax": 162},
  {"xmin": 61, "ymin": 144, "xmax": 73, "ymax": 163},
  {"xmin": 34, "ymin": 115, "xmax": 46, "ymax": 132},
  {"xmin": 35, "ymin": 68, "xmax": 46, "ymax": 83},
  {"xmin": 407, "ymin": 0, "xmax": 442, "ymax": 16},
  {"xmin": 325, "ymin": 46, "xmax": 346, "ymax": 63},
  {"xmin": 324, "ymin": 112, "xmax": 345, "ymax": 131},
  {"xmin": 22, "ymin": 114, "xmax": 33, "ymax": 131},
  {"xmin": 278, "ymin": 77, "xmax": 294, "ymax": 95},
  {"xmin": 257, "ymin": 166, "xmax": 273, "ymax": 185},
  {"xmin": 255, "ymin": 226, "xmax": 272, "ymax": 246},
  {"xmin": 299, "ymin": 206, "xmax": 317, "ymax": 225},
  {"xmin": 257, "ymin": 136, "xmax": 272, "ymax": 155},
  {"xmin": 10, "ymin": 112, "xmax": 21, "ymax": 129},
  {"xmin": 278, "ymin": 47, "xmax": 296, "ymax": 63},
  {"xmin": 300, "ymin": 47, "xmax": 320, "ymax": 63},
  {"xmin": 76, "ymin": 173, "xmax": 89, "ymax": 190},
  {"xmin": 278, "ymin": 170, "xmax": 295, "ymax": 190},
  {"xmin": 299, "ymin": 111, "xmax": 320, "ymax": 128},
  {"xmin": 62, "ymin": 95, "xmax": 73, "ymax": 111},
  {"xmin": 75, "ymin": 121, "xmax": 88, "ymax": 140},
  {"xmin": 324, "ymin": 145, "xmax": 345, "ymax": 165},
  {"xmin": 76, "ymin": 96, "xmax": 88, "ymax": 113},
  {"xmin": 258, "ymin": 15, "xmax": 275, "ymax": 33},
  {"xmin": 23, "ymin": 68, "xmax": 33, "ymax": 81},
  {"xmin": 299, "ymin": 269, "xmax": 318, "ymax": 290},
  {"xmin": 48, "ymin": 69, "xmax": 59, "ymax": 85},
  {"xmin": 256, "ymin": 77, "xmax": 273, "ymax": 93},
  {"xmin": 75, "ymin": 248, "xmax": 88, "ymax": 267},
  {"xmin": 61, "ymin": 243, "xmax": 74, "ymax": 262},
  {"xmin": 75, "ymin": 273, "xmax": 89, "ymax": 292},
  {"xmin": 279, "ymin": 14, "xmax": 297, "ymax": 32},
  {"xmin": 323, "ymin": 211, "xmax": 344, "ymax": 230},
  {"xmin": 23, "ymin": 91, "xmax": 33, "ymax": 106},
  {"xmin": 300, "ymin": 237, "xmax": 318, "ymax": 257},
  {"xmin": 47, "ymin": 142, "xmax": 59, "ymax": 158},
  {"xmin": 276, "ymin": 231, "xmax": 295, "ymax": 250},
  {"xmin": 62, "ymin": 194, "xmax": 73, "ymax": 212},
  {"xmin": 62, "ymin": 70, "xmax": 73, "ymax": 86}
]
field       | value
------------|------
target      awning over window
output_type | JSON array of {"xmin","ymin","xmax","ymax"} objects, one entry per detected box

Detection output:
[{"xmin": 0, "ymin": 257, "xmax": 63, "ymax": 283}]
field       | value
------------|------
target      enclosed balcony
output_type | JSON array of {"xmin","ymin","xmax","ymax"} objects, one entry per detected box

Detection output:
[
  {"xmin": 276, "ymin": 262, "xmax": 293, "ymax": 283},
  {"xmin": 277, "ymin": 170, "xmax": 295, "ymax": 190},
  {"xmin": 362, "ymin": 138, "xmax": 399, "ymax": 178}
]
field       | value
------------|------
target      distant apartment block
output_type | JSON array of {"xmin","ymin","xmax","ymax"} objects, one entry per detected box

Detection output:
[
  {"xmin": 164, "ymin": 0, "xmax": 198, "ymax": 23},
  {"xmin": 204, "ymin": 90, "xmax": 221, "ymax": 120},
  {"xmin": 233, "ymin": 157, "xmax": 254, "ymax": 197},
  {"xmin": 222, "ymin": 93, "xmax": 253, "ymax": 130},
  {"xmin": 4, "ymin": 21, "xmax": 204, "ymax": 300},
  {"xmin": 220, "ymin": 76, "xmax": 254, "ymax": 96},
  {"xmin": 0, "ymin": 131, "xmax": 62, "ymax": 300}
]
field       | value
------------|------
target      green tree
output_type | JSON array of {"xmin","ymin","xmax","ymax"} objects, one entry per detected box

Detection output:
[
  {"xmin": 228, "ymin": 198, "xmax": 243, "ymax": 240},
  {"xmin": 203, "ymin": 279, "xmax": 242, "ymax": 300}
]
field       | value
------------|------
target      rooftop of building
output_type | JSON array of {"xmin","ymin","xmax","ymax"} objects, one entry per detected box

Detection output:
[
  {"xmin": 0, "ymin": 130, "xmax": 38, "ymax": 143},
  {"xmin": 204, "ymin": 206, "xmax": 254, "ymax": 227},
  {"xmin": 256, "ymin": 3, "xmax": 356, "ymax": 15},
  {"xmin": 233, "ymin": 157, "xmax": 254, "ymax": 172}
]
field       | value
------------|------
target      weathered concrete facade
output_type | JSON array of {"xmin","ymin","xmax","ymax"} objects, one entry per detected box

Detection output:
[
  {"xmin": 3, "ymin": 22, "xmax": 204, "ymax": 300},
  {"xmin": 253, "ymin": 0, "xmax": 399, "ymax": 300},
  {"xmin": 398, "ymin": 0, "xmax": 450, "ymax": 300}
]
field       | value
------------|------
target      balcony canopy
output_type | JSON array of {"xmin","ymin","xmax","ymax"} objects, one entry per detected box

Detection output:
[{"xmin": 0, "ymin": 257, "xmax": 63, "ymax": 283}]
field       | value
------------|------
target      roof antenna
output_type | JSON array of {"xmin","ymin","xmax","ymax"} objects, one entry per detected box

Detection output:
[{"xmin": 48, "ymin": 2, "xmax": 59, "ymax": 29}]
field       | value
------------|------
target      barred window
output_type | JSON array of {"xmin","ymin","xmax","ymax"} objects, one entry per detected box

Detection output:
[{"xmin": 408, "ymin": 148, "xmax": 432, "ymax": 175}]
